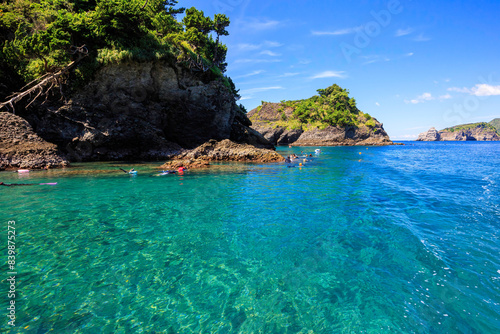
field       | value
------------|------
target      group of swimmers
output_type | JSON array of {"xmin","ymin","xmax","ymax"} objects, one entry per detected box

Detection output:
[
  {"xmin": 285, "ymin": 151, "xmax": 316, "ymax": 166},
  {"xmin": 158, "ymin": 166, "xmax": 187, "ymax": 176},
  {"xmin": 121, "ymin": 166, "xmax": 187, "ymax": 176}
]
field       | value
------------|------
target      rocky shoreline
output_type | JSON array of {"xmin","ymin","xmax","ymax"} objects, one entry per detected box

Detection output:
[{"xmin": 160, "ymin": 139, "xmax": 284, "ymax": 169}]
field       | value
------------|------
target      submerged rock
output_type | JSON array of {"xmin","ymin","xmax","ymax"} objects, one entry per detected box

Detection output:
[{"xmin": 0, "ymin": 112, "xmax": 68, "ymax": 169}]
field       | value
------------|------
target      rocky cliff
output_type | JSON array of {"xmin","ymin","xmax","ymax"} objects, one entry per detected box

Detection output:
[
  {"xmin": 0, "ymin": 112, "xmax": 68, "ymax": 169},
  {"xmin": 248, "ymin": 102, "xmax": 392, "ymax": 146},
  {"xmin": 1, "ymin": 60, "xmax": 274, "ymax": 169},
  {"xmin": 417, "ymin": 121, "xmax": 500, "ymax": 141}
]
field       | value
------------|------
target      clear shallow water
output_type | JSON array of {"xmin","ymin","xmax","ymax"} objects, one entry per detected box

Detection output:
[{"xmin": 1, "ymin": 142, "xmax": 499, "ymax": 333}]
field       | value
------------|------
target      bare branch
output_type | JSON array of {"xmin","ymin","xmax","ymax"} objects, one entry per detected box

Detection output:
[{"xmin": 0, "ymin": 46, "xmax": 88, "ymax": 114}]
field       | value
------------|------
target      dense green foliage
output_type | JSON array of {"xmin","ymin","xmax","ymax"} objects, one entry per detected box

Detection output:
[
  {"xmin": 489, "ymin": 118, "xmax": 500, "ymax": 134},
  {"xmin": 444, "ymin": 122, "xmax": 497, "ymax": 133},
  {"xmin": 253, "ymin": 84, "xmax": 370, "ymax": 128},
  {"xmin": 0, "ymin": 0, "xmax": 233, "ymax": 98}
]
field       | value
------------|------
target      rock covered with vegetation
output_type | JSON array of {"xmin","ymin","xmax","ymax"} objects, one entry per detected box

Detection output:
[
  {"xmin": 417, "ymin": 120, "xmax": 500, "ymax": 141},
  {"xmin": 0, "ymin": 112, "xmax": 68, "ymax": 169},
  {"xmin": 0, "ymin": 0, "xmax": 230, "ymax": 93},
  {"xmin": 247, "ymin": 84, "xmax": 392, "ymax": 146},
  {"xmin": 0, "ymin": 0, "xmax": 275, "ymax": 164},
  {"xmin": 489, "ymin": 118, "xmax": 500, "ymax": 133}
]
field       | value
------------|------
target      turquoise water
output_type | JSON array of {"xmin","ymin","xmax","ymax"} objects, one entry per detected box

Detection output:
[{"xmin": 1, "ymin": 142, "xmax": 499, "ymax": 333}]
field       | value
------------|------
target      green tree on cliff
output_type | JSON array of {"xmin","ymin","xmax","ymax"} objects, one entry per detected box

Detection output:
[
  {"xmin": 287, "ymin": 84, "xmax": 360, "ymax": 127},
  {"xmin": 0, "ymin": 0, "xmax": 232, "ymax": 100}
]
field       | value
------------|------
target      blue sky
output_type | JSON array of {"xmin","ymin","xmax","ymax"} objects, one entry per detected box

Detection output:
[{"xmin": 180, "ymin": 0, "xmax": 500, "ymax": 140}]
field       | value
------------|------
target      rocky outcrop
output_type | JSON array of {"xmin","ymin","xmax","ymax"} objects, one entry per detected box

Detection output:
[
  {"xmin": 417, "ymin": 122, "xmax": 500, "ymax": 141},
  {"xmin": 416, "ymin": 127, "xmax": 440, "ymax": 141},
  {"xmin": 251, "ymin": 125, "xmax": 303, "ymax": 146},
  {"xmin": 10, "ymin": 60, "xmax": 274, "ymax": 163},
  {"xmin": 0, "ymin": 112, "xmax": 68, "ymax": 169},
  {"xmin": 248, "ymin": 103, "xmax": 392, "ymax": 146},
  {"xmin": 291, "ymin": 124, "xmax": 392, "ymax": 146},
  {"xmin": 160, "ymin": 139, "xmax": 284, "ymax": 169}
]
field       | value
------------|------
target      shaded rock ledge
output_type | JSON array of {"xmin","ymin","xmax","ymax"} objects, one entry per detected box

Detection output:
[{"xmin": 0, "ymin": 112, "xmax": 68, "ymax": 170}]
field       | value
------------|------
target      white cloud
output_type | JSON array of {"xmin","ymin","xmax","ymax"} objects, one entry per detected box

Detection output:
[
  {"xmin": 361, "ymin": 55, "xmax": 390, "ymax": 65},
  {"xmin": 414, "ymin": 34, "xmax": 431, "ymax": 42},
  {"xmin": 237, "ymin": 41, "xmax": 283, "ymax": 52},
  {"xmin": 375, "ymin": 102, "xmax": 380, "ymax": 107},
  {"xmin": 259, "ymin": 50, "xmax": 281, "ymax": 57},
  {"xmin": 264, "ymin": 41, "xmax": 283, "ymax": 48},
  {"xmin": 237, "ymin": 43, "xmax": 262, "ymax": 51},
  {"xmin": 406, "ymin": 52, "xmax": 414, "ymax": 57},
  {"xmin": 448, "ymin": 84, "xmax": 500, "ymax": 96},
  {"xmin": 234, "ymin": 59, "xmax": 282, "ymax": 64},
  {"xmin": 393, "ymin": 134, "xmax": 419, "ymax": 139},
  {"xmin": 471, "ymin": 84, "xmax": 500, "ymax": 96},
  {"xmin": 242, "ymin": 19, "xmax": 281, "ymax": 31},
  {"xmin": 235, "ymin": 70, "xmax": 265, "ymax": 78},
  {"xmin": 279, "ymin": 72, "xmax": 301, "ymax": 78},
  {"xmin": 448, "ymin": 87, "xmax": 470, "ymax": 93},
  {"xmin": 310, "ymin": 71, "xmax": 347, "ymax": 79},
  {"xmin": 239, "ymin": 86, "xmax": 284, "ymax": 102},
  {"xmin": 470, "ymin": 114, "xmax": 500, "ymax": 121},
  {"xmin": 395, "ymin": 28, "xmax": 414, "ymax": 37},
  {"xmin": 312, "ymin": 26, "xmax": 363, "ymax": 36},
  {"xmin": 404, "ymin": 92, "xmax": 434, "ymax": 104},
  {"xmin": 239, "ymin": 86, "xmax": 284, "ymax": 95},
  {"xmin": 439, "ymin": 94, "xmax": 452, "ymax": 100},
  {"xmin": 405, "ymin": 126, "xmax": 428, "ymax": 131}
]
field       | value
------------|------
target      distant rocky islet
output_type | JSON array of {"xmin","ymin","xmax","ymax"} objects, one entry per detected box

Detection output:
[{"xmin": 417, "ymin": 119, "xmax": 500, "ymax": 141}]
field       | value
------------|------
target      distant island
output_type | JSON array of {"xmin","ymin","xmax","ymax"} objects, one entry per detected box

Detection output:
[
  {"xmin": 417, "ymin": 119, "xmax": 500, "ymax": 141},
  {"xmin": 248, "ymin": 84, "xmax": 392, "ymax": 146}
]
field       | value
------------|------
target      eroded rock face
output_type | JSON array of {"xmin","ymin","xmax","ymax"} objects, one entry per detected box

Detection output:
[
  {"xmin": 15, "ymin": 60, "xmax": 273, "ymax": 162},
  {"xmin": 291, "ymin": 124, "xmax": 391, "ymax": 146},
  {"xmin": 439, "ymin": 129, "xmax": 499, "ymax": 141},
  {"xmin": 0, "ymin": 112, "xmax": 68, "ymax": 169},
  {"xmin": 251, "ymin": 125, "xmax": 303, "ymax": 146},
  {"xmin": 417, "ymin": 127, "xmax": 440, "ymax": 141},
  {"xmin": 161, "ymin": 139, "xmax": 285, "ymax": 169}
]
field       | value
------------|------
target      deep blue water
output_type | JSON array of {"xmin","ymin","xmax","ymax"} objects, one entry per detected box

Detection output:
[{"xmin": 0, "ymin": 142, "xmax": 499, "ymax": 333}]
